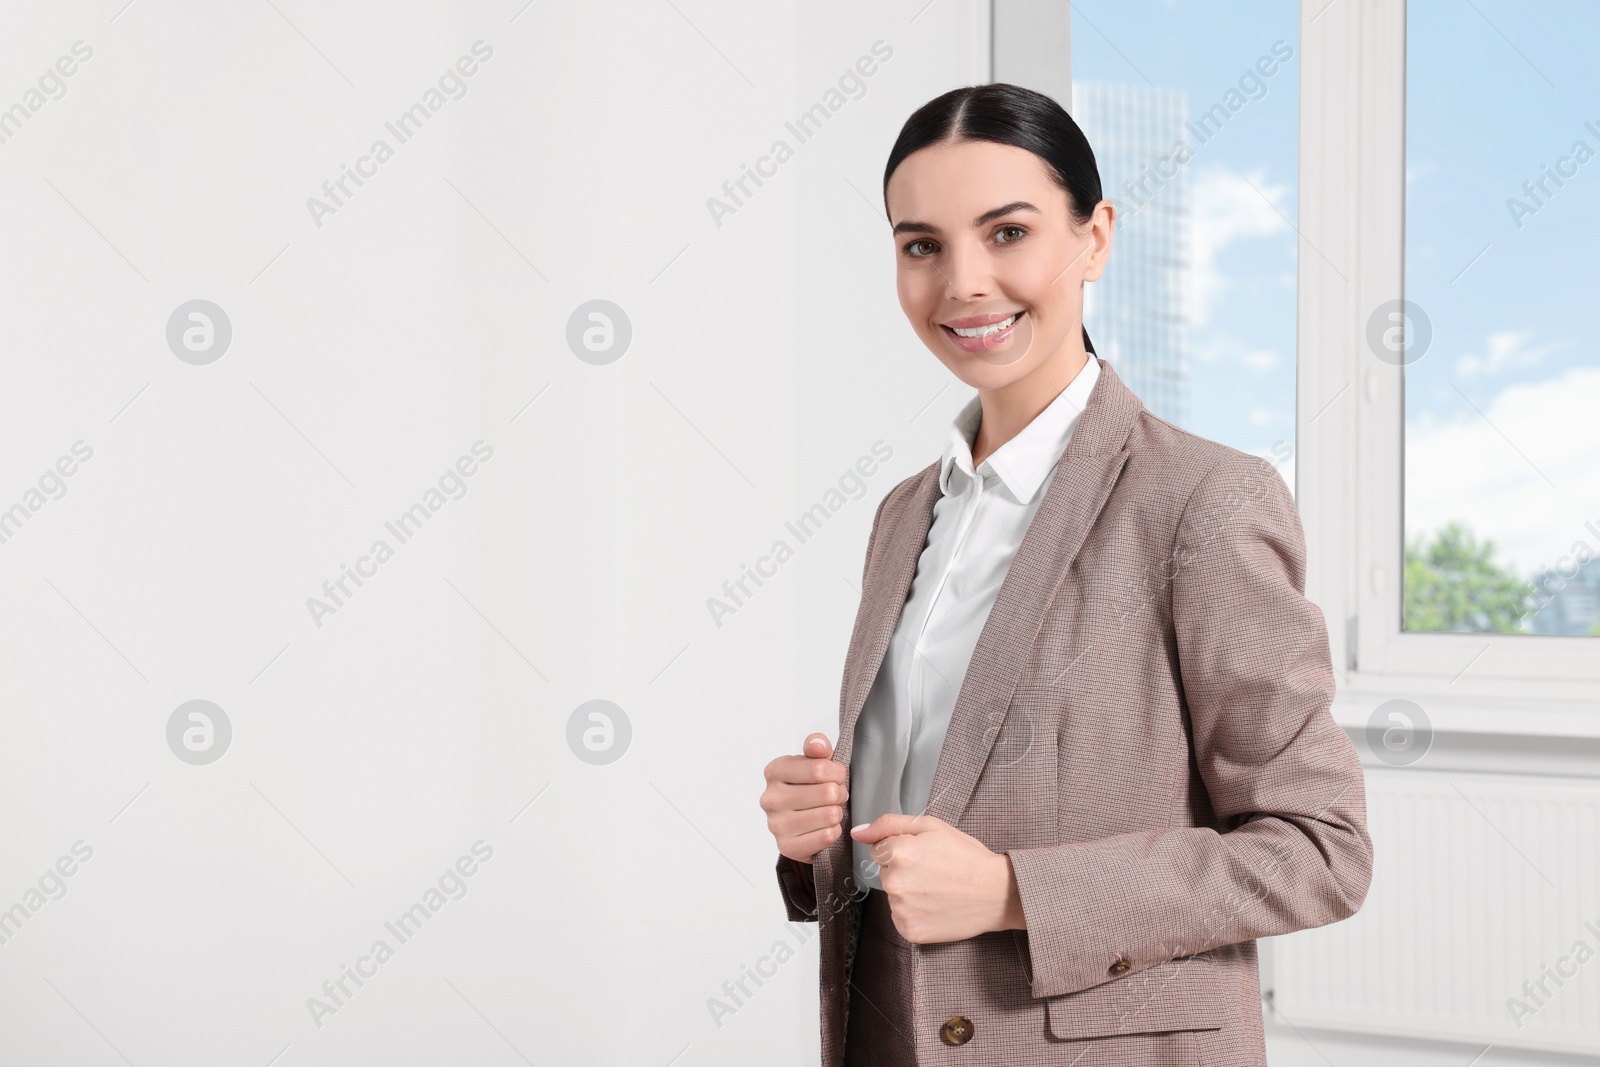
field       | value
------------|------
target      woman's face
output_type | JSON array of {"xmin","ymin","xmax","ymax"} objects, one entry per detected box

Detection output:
[{"xmin": 885, "ymin": 138, "xmax": 1113, "ymax": 389}]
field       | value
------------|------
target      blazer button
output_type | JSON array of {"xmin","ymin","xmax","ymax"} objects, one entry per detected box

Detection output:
[
  {"xmin": 1108, "ymin": 955, "xmax": 1132, "ymax": 976},
  {"xmin": 940, "ymin": 1015, "xmax": 974, "ymax": 1046}
]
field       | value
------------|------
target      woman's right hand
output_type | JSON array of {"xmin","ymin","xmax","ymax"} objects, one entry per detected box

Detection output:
[{"xmin": 761, "ymin": 732, "xmax": 849, "ymax": 864}]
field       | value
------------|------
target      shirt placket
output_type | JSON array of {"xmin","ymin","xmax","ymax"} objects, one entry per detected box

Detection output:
[{"xmin": 906, "ymin": 465, "xmax": 991, "ymax": 759}]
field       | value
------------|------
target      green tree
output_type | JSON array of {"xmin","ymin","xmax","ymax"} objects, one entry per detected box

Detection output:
[{"xmin": 1404, "ymin": 521, "xmax": 1536, "ymax": 633}]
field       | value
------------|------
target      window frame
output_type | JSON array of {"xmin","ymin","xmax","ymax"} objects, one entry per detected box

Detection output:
[{"xmin": 1299, "ymin": 0, "xmax": 1600, "ymax": 709}]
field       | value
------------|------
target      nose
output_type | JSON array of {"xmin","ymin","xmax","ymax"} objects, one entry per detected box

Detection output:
[{"xmin": 939, "ymin": 237, "xmax": 995, "ymax": 303}]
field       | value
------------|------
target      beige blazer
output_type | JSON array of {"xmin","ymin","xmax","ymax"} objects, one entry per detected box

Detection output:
[{"xmin": 776, "ymin": 356, "xmax": 1373, "ymax": 1065}]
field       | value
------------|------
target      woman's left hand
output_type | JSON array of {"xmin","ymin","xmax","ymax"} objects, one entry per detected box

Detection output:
[{"xmin": 850, "ymin": 813, "xmax": 1027, "ymax": 943}]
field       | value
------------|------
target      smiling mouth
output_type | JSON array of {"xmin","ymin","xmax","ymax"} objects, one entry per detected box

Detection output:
[{"xmin": 942, "ymin": 311, "xmax": 1024, "ymax": 338}]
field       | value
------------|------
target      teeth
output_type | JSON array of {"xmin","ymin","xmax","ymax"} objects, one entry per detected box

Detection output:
[{"xmin": 950, "ymin": 313, "xmax": 1018, "ymax": 338}]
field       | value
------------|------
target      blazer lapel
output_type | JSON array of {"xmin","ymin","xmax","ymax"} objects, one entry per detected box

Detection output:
[
  {"xmin": 834, "ymin": 461, "xmax": 940, "ymax": 767},
  {"xmin": 836, "ymin": 357, "xmax": 1144, "ymax": 827}
]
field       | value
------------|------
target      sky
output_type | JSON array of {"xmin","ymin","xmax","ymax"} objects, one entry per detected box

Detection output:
[
  {"xmin": 1070, "ymin": 0, "xmax": 1301, "ymax": 477},
  {"xmin": 1403, "ymin": 0, "xmax": 1599, "ymax": 580},
  {"xmin": 1071, "ymin": 0, "xmax": 1598, "ymax": 582}
]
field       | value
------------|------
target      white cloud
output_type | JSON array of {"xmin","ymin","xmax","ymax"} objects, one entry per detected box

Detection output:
[
  {"xmin": 1451, "ymin": 329, "xmax": 1565, "ymax": 377},
  {"xmin": 1240, "ymin": 348, "xmax": 1279, "ymax": 372},
  {"xmin": 1188, "ymin": 165, "xmax": 1292, "ymax": 328},
  {"xmin": 1192, "ymin": 331, "xmax": 1282, "ymax": 372},
  {"xmin": 1406, "ymin": 159, "xmax": 1437, "ymax": 188},
  {"xmin": 1248, "ymin": 406, "xmax": 1290, "ymax": 427},
  {"xmin": 1405, "ymin": 364, "xmax": 1600, "ymax": 578}
]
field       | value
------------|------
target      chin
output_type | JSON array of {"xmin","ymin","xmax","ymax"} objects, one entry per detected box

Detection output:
[{"xmin": 940, "ymin": 355, "xmax": 1035, "ymax": 390}]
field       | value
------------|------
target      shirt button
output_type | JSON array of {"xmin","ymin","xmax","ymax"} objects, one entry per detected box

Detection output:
[
  {"xmin": 940, "ymin": 1015, "xmax": 974, "ymax": 1046},
  {"xmin": 1108, "ymin": 955, "xmax": 1132, "ymax": 976}
]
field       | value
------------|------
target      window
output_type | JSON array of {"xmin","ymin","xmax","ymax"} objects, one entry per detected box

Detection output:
[
  {"xmin": 1069, "ymin": 1, "xmax": 1300, "ymax": 490},
  {"xmin": 1402, "ymin": 0, "xmax": 1600, "ymax": 640},
  {"xmin": 1302, "ymin": 0, "xmax": 1600, "ymax": 701},
  {"xmin": 1049, "ymin": 0, "xmax": 1600, "ymax": 702}
]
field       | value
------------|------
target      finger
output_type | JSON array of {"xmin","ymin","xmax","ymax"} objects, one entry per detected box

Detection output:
[
  {"xmin": 774, "ymin": 752, "xmax": 847, "ymax": 786},
  {"xmin": 868, "ymin": 835, "xmax": 908, "ymax": 867},
  {"xmin": 850, "ymin": 812, "xmax": 931, "ymax": 842},
  {"xmin": 803, "ymin": 733, "xmax": 833, "ymax": 760},
  {"xmin": 771, "ymin": 803, "xmax": 847, "ymax": 840},
  {"xmin": 780, "ymin": 822, "xmax": 842, "ymax": 861},
  {"xmin": 762, "ymin": 779, "xmax": 848, "ymax": 814}
]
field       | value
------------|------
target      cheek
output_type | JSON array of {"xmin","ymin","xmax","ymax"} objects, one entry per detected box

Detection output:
[
  {"xmin": 1004, "ymin": 245, "xmax": 1072, "ymax": 299},
  {"xmin": 1005, "ymin": 260, "xmax": 1082, "ymax": 334},
  {"xmin": 896, "ymin": 269, "xmax": 936, "ymax": 323}
]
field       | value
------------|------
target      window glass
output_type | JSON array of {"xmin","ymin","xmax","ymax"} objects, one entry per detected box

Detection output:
[
  {"xmin": 1070, "ymin": 1, "xmax": 1300, "ymax": 489},
  {"xmin": 1403, "ymin": 0, "xmax": 1600, "ymax": 635}
]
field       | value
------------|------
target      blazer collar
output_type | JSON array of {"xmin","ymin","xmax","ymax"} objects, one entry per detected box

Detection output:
[{"xmin": 835, "ymin": 355, "xmax": 1144, "ymax": 827}]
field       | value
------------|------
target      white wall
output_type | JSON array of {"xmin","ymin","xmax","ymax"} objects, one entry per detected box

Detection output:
[{"xmin": 0, "ymin": 1, "xmax": 985, "ymax": 1063}]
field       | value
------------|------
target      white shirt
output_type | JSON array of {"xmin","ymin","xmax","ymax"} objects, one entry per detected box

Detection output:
[{"xmin": 850, "ymin": 356, "xmax": 1100, "ymax": 892}]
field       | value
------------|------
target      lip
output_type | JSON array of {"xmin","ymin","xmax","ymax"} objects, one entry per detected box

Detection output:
[
  {"xmin": 942, "ymin": 310, "xmax": 1025, "ymax": 329},
  {"xmin": 939, "ymin": 309, "xmax": 1026, "ymax": 353}
]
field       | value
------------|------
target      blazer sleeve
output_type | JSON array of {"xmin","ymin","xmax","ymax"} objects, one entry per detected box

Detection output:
[
  {"xmin": 775, "ymin": 485, "xmax": 899, "ymax": 924},
  {"xmin": 776, "ymin": 855, "xmax": 819, "ymax": 921},
  {"xmin": 1004, "ymin": 453, "xmax": 1374, "ymax": 1000}
]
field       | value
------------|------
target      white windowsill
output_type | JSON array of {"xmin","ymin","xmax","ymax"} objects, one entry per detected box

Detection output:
[
  {"xmin": 1330, "ymin": 689, "xmax": 1600, "ymax": 740},
  {"xmin": 1329, "ymin": 690, "xmax": 1600, "ymax": 780}
]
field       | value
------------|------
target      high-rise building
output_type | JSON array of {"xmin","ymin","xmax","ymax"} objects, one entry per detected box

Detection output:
[
  {"xmin": 1527, "ymin": 561, "xmax": 1600, "ymax": 635},
  {"xmin": 1069, "ymin": 81, "xmax": 1190, "ymax": 428}
]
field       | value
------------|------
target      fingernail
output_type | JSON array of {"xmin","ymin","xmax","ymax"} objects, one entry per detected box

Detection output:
[{"xmin": 851, "ymin": 823, "xmax": 869, "ymax": 835}]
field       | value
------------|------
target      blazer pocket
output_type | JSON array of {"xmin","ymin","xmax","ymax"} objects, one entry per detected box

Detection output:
[{"xmin": 1045, "ymin": 954, "xmax": 1227, "ymax": 1040}]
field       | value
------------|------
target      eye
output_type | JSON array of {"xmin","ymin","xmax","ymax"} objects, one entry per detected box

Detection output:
[
  {"xmin": 903, "ymin": 238, "xmax": 939, "ymax": 258},
  {"xmin": 995, "ymin": 224, "xmax": 1027, "ymax": 244}
]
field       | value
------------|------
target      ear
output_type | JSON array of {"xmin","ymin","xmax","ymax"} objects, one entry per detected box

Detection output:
[{"xmin": 1082, "ymin": 198, "xmax": 1115, "ymax": 283}]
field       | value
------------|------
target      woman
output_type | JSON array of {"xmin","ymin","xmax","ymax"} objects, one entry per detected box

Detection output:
[{"xmin": 758, "ymin": 83, "xmax": 1373, "ymax": 1067}]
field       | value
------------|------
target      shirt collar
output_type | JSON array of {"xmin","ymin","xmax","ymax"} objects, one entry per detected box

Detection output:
[{"xmin": 939, "ymin": 356, "xmax": 1101, "ymax": 503}]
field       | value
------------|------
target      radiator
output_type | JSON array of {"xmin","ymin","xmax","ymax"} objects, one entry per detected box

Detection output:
[{"xmin": 1266, "ymin": 766, "xmax": 1600, "ymax": 1057}]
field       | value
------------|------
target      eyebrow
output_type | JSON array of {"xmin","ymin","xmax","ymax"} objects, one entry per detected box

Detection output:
[{"xmin": 890, "ymin": 200, "xmax": 1041, "ymax": 236}]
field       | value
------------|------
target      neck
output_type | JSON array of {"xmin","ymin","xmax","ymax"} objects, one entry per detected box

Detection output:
[{"xmin": 970, "ymin": 342, "xmax": 1091, "ymax": 470}]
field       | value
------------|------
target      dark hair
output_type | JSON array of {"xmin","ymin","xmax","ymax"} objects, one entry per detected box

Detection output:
[{"xmin": 882, "ymin": 83, "xmax": 1102, "ymax": 355}]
